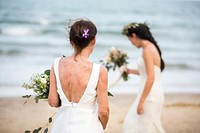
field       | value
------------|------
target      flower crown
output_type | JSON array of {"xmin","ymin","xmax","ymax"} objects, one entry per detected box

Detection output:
[{"xmin": 122, "ymin": 23, "xmax": 139, "ymax": 35}]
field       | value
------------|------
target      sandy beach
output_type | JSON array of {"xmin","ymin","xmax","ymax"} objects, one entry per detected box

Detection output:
[{"xmin": 0, "ymin": 93, "xmax": 200, "ymax": 133}]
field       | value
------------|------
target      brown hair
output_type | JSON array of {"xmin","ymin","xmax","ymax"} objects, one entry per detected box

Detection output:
[
  {"xmin": 122, "ymin": 23, "xmax": 165, "ymax": 72},
  {"xmin": 69, "ymin": 19, "xmax": 97, "ymax": 54}
]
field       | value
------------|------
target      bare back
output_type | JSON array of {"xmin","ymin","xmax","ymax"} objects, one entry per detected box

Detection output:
[
  {"xmin": 146, "ymin": 42, "xmax": 161, "ymax": 68},
  {"xmin": 58, "ymin": 57, "xmax": 93, "ymax": 103}
]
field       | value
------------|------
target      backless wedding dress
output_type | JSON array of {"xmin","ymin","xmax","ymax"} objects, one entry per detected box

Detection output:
[
  {"xmin": 123, "ymin": 56, "xmax": 165, "ymax": 133},
  {"xmin": 51, "ymin": 58, "xmax": 104, "ymax": 133}
]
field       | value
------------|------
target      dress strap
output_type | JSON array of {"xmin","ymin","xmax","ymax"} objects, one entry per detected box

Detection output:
[
  {"xmin": 53, "ymin": 57, "xmax": 62, "ymax": 89},
  {"xmin": 87, "ymin": 63, "xmax": 101, "ymax": 91},
  {"xmin": 53, "ymin": 57, "xmax": 69, "ymax": 102}
]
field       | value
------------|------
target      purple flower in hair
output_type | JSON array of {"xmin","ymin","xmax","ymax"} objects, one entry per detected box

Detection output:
[{"xmin": 82, "ymin": 29, "xmax": 89, "ymax": 39}]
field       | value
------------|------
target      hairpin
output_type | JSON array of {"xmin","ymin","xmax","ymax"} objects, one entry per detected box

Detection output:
[{"xmin": 82, "ymin": 29, "xmax": 89, "ymax": 38}]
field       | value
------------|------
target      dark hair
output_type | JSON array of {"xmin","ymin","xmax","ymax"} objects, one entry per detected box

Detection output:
[
  {"xmin": 122, "ymin": 23, "xmax": 165, "ymax": 71},
  {"xmin": 69, "ymin": 19, "xmax": 97, "ymax": 54}
]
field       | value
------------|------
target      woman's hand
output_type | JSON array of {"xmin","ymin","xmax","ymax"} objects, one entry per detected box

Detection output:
[{"xmin": 137, "ymin": 102, "xmax": 144, "ymax": 115}]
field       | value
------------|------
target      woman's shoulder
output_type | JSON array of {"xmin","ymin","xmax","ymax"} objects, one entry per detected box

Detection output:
[
  {"xmin": 98, "ymin": 64, "xmax": 108, "ymax": 77},
  {"xmin": 53, "ymin": 56, "xmax": 66, "ymax": 63},
  {"xmin": 93, "ymin": 63, "xmax": 107, "ymax": 71}
]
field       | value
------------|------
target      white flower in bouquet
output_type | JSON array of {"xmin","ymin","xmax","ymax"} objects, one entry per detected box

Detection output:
[
  {"xmin": 110, "ymin": 47, "xmax": 117, "ymax": 53},
  {"xmin": 110, "ymin": 47, "xmax": 120, "ymax": 59},
  {"xmin": 40, "ymin": 77, "xmax": 47, "ymax": 84},
  {"xmin": 22, "ymin": 69, "xmax": 50, "ymax": 103}
]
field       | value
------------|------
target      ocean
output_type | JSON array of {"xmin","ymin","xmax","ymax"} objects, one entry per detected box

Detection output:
[{"xmin": 0, "ymin": 0, "xmax": 200, "ymax": 97}]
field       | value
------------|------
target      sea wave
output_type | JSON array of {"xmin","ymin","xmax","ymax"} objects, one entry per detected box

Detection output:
[
  {"xmin": 0, "ymin": 49, "xmax": 22, "ymax": 56},
  {"xmin": 0, "ymin": 26, "xmax": 67, "ymax": 37},
  {"xmin": 166, "ymin": 63, "xmax": 200, "ymax": 71},
  {"xmin": 0, "ymin": 27, "xmax": 34, "ymax": 36},
  {"xmin": 0, "ymin": 18, "xmax": 67, "ymax": 26}
]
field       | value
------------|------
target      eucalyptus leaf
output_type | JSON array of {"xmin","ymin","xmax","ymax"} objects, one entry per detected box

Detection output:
[
  {"xmin": 44, "ymin": 70, "xmax": 50, "ymax": 76},
  {"xmin": 33, "ymin": 129, "xmax": 38, "ymax": 133},
  {"xmin": 108, "ymin": 91, "xmax": 113, "ymax": 97},
  {"xmin": 22, "ymin": 95, "xmax": 27, "ymax": 98},
  {"xmin": 27, "ymin": 95, "xmax": 32, "ymax": 98},
  {"xmin": 49, "ymin": 117, "xmax": 52, "ymax": 123},
  {"xmin": 23, "ymin": 101, "xmax": 27, "ymax": 105},
  {"xmin": 37, "ymin": 127, "xmax": 42, "ymax": 131},
  {"xmin": 44, "ymin": 128, "xmax": 48, "ymax": 133}
]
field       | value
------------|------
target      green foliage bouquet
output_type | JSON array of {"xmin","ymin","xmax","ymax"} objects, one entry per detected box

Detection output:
[
  {"xmin": 22, "ymin": 70, "xmax": 50, "ymax": 103},
  {"xmin": 101, "ymin": 47, "xmax": 129, "ymax": 81}
]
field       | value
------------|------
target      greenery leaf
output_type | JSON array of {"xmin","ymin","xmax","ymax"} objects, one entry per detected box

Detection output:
[
  {"xmin": 33, "ymin": 129, "xmax": 38, "ymax": 133},
  {"xmin": 22, "ymin": 95, "xmax": 31, "ymax": 98},
  {"xmin": 24, "ymin": 130, "xmax": 31, "ymax": 133},
  {"xmin": 35, "ymin": 97, "xmax": 39, "ymax": 103},
  {"xmin": 44, "ymin": 70, "xmax": 50, "ymax": 76},
  {"xmin": 49, "ymin": 117, "xmax": 52, "ymax": 123},
  {"xmin": 23, "ymin": 101, "xmax": 27, "ymax": 105},
  {"xmin": 44, "ymin": 128, "xmax": 48, "ymax": 133},
  {"xmin": 27, "ymin": 95, "xmax": 32, "ymax": 98},
  {"xmin": 37, "ymin": 127, "xmax": 42, "ymax": 132},
  {"xmin": 22, "ymin": 95, "xmax": 27, "ymax": 98},
  {"xmin": 108, "ymin": 91, "xmax": 113, "ymax": 97}
]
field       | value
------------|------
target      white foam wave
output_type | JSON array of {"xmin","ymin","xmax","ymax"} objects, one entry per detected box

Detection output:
[
  {"xmin": 38, "ymin": 18, "xmax": 49, "ymax": 26},
  {"xmin": 1, "ymin": 27, "xmax": 33, "ymax": 36}
]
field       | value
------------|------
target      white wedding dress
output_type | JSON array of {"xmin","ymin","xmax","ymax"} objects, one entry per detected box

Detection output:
[
  {"xmin": 50, "ymin": 58, "xmax": 104, "ymax": 133},
  {"xmin": 123, "ymin": 56, "xmax": 165, "ymax": 133}
]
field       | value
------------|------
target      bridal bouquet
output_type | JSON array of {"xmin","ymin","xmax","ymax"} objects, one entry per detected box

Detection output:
[
  {"xmin": 22, "ymin": 69, "xmax": 50, "ymax": 103},
  {"xmin": 101, "ymin": 47, "xmax": 129, "ymax": 81}
]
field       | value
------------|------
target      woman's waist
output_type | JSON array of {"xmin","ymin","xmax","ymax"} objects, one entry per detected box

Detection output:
[
  {"xmin": 138, "ymin": 85, "xmax": 164, "ymax": 98},
  {"xmin": 138, "ymin": 86, "xmax": 164, "ymax": 95},
  {"xmin": 139, "ymin": 76, "xmax": 162, "ymax": 85},
  {"xmin": 57, "ymin": 106, "xmax": 100, "ymax": 122},
  {"xmin": 61, "ymin": 103, "xmax": 97, "ymax": 109}
]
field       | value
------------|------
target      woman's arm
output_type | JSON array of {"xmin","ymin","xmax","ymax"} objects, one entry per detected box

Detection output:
[
  {"xmin": 48, "ymin": 65, "xmax": 60, "ymax": 107},
  {"xmin": 137, "ymin": 49, "xmax": 155, "ymax": 115},
  {"xmin": 97, "ymin": 65, "xmax": 110, "ymax": 130},
  {"xmin": 127, "ymin": 68, "xmax": 140, "ymax": 75}
]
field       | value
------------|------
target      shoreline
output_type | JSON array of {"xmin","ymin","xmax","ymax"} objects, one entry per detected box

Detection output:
[
  {"xmin": 0, "ymin": 93, "xmax": 200, "ymax": 133},
  {"xmin": 1, "ymin": 85, "xmax": 200, "ymax": 98}
]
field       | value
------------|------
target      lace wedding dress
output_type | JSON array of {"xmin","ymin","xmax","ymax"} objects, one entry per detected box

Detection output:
[
  {"xmin": 50, "ymin": 58, "xmax": 104, "ymax": 133},
  {"xmin": 123, "ymin": 56, "xmax": 165, "ymax": 133}
]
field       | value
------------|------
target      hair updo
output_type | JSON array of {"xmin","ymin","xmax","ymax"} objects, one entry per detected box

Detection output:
[
  {"xmin": 69, "ymin": 19, "xmax": 97, "ymax": 54},
  {"xmin": 122, "ymin": 22, "xmax": 165, "ymax": 72}
]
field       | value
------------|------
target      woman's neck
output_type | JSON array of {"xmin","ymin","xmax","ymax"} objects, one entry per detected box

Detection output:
[
  {"xmin": 140, "ymin": 40, "xmax": 150, "ymax": 48},
  {"xmin": 73, "ymin": 47, "xmax": 92, "ymax": 62}
]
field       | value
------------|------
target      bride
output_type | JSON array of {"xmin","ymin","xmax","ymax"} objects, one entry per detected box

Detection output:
[
  {"xmin": 48, "ymin": 19, "xmax": 109, "ymax": 133},
  {"xmin": 122, "ymin": 23, "xmax": 165, "ymax": 133}
]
